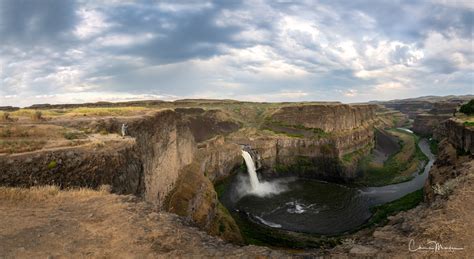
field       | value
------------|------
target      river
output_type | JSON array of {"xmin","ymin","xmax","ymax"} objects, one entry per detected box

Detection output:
[{"xmin": 221, "ymin": 135, "xmax": 436, "ymax": 235}]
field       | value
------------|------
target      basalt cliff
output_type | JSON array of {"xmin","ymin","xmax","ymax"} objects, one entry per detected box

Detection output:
[
  {"xmin": 0, "ymin": 101, "xmax": 401, "ymax": 242},
  {"xmin": 1, "ymin": 98, "xmax": 473, "ymax": 257}
]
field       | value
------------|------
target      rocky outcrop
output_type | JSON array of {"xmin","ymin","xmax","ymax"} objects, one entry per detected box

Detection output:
[
  {"xmin": 424, "ymin": 119, "xmax": 473, "ymax": 202},
  {"xmin": 232, "ymin": 104, "xmax": 379, "ymax": 180},
  {"xmin": 413, "ymin": 114, "xmax": 451, "ymax": 136},
  {"xmin": 0, "ymin": 140, "xmax": 143, "ymax": 195},
  {"xmin": 0, "ymin": 108, "xmax": 243, "ymax": 243},
  {"xmin": 125, "ymin": 110, "xmax": 197, "ymax": 208},
  {"xmin": 438, "ymin": 119, "xmax": 474, "ymax": 153},
  {"xmin": 270, "ymin": 104, "xmax": 377, "ymax": 132},
  {"xmin": 383, "ymin": 100, "xmax": 433, "ymax": 119},
  {"xmin": 374, "ymin": 106, "xmax": 409, "ymax": 128},
  {"xmin": 412, "ymin": 102, "xmax": 458, "ymax": 136},
  {"xmin": 379, "ymin": 95, "xmax": 471, "ymax": 119}
]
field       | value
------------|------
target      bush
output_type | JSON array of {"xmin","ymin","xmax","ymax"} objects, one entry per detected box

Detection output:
[
  {"xmin": 63, "ymin": 131, "xmax": 86, "ymax": 140},
  {"xmin": 0, "ymin": 112, "xmax": 10, "ymax": 121},
  {"xmin": 31, "ymin": 111, "xmax": 43, "ymax": 121},
  {"xmin": 0, "ymin": 127, "xmax": 12, "ymax": 137},
  {"xmin": 459, "ymin": 99, "xmax": 474, "ymax": 115},
  {"xmin": 47, "ymin": 160, "xmax": 57, "ymax": 169}
]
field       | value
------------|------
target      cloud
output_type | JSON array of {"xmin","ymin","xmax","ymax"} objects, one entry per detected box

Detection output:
[
  {"xmin": 0, "ymin": 0, "xmax": 77, "ymax": 46},
  {"xmin": 0, "ymin": 0, "xmax": 472, "ymax": 106},
  {"xmin": 74, "ymin": 8, "xmax": 111, "ymax": 39}
]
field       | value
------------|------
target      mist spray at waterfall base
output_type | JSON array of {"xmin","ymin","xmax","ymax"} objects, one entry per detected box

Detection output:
[{"xmin": 238, "ymin": 150, "xmax": 292, "ymax": 198}]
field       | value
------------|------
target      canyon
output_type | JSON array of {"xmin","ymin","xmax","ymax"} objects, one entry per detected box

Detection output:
[{"xmin": 0, "ymin": 97, "xmax": 473, "ymax": 257}]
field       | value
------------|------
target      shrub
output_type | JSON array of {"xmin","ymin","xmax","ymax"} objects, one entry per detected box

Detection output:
[
  {"xmin": 0, "ymin": 112, "xmax": 10, "ymax": 121},
  {"xmin": 63, "ymin": 131, "xmax": 86, "ymax": 140},
  {"xmin": 47, "ymin": 160, "xmax": 57, "ymax": 169},
  {"xmin": 0, "ymin": 127, "xmax": 12, "ymax": 137},
  {"xmin": 64, "ymin": 132, "xmax": 78, "ymax": 140},
  {"xmin": 459, "ymin": 99, "xmax": 474, "ymax": 115},
  {"xmin": 31, "ymin": 111, "xmax": 43, "ymax": 121}
]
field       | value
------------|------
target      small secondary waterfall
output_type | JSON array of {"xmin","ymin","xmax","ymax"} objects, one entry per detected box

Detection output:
[{"xmin": 241, "ymin": 150, "xmax": 260, "ymax": 190}]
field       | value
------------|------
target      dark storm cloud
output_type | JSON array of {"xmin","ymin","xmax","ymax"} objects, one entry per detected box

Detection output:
[
  {"xmin": 0, "ymin": 0, "xmax": 78, "ymax": 45},
  {"xmin": 96, "ymin": 1, "xmax": 246, "ymax": 64}
]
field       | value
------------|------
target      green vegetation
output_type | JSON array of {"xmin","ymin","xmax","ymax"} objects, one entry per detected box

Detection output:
[
  {"xmin": 367, "ymin": 189, "xmax": 423, "ymax": 226},
  {"xmin": 356, "ymin": 129, "xmax": 428, "ymax": 186},
  {"xmin": 464, "ymin": 121, "xmax": 474, "ymax": 127},
  {"xmin": 214, "ymin": 163, "xmax": 246, "ymax": 199},
  {"xmin": 47, "ymin": 160, "xmax": 57, "ymax": 169},
  {"xmin": 227, "ymin": 188, "xmax": 423, "ymax": 248},
  {"xmin": 232, "ymin": 210, "xmax": 340, "ymax": 248},
  {"xmin": 456, "ymin": 147, "xmax": 470, "ymax": 156},
  {"xmin": 429, "ymin": 138, "xmax": 439, "ymax": 155},
  {"xmin": 262, "ymin": 127, "xmax": 304, "ymax": 138},
  {"xmin": 274, "ymin": 155, "xmax": 343, "ymax": 180},
  {"xmin": 342, "ymin": 143, "xmax": 372, "ymax": 164},
  {"xmin": 459, "ymin": 99, "xmax": 474, "ymax": 115},
  {"xmin": 262, "ymin": 118, "xmax": 331, "ymax": 139}
]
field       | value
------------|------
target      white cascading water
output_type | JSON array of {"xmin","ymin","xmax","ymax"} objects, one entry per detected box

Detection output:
[
  {"xmin": 239, "ymin": 150, "xmax": 292, "ymax": 197},
  {"xmin": 241, "ymin": 150, "xmax": 261, "ymax": 190}
]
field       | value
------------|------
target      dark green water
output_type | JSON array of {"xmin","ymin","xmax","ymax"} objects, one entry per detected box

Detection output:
[
  {"xmin": 221, "ymin": 138, "xmax": 435, "ymax": 235},
  {"xmin": 232, "ymin": 178, "xmax": 372, "ymax": 235}
]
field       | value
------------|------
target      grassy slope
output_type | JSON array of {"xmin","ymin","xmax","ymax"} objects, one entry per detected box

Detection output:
[
  {"xmin": 356, "ymin": 129, "xmax": 428, "ymax": 186},
  {"xmin": 368, "ymin": 189, "xmax": 423, "ymax": 226}
]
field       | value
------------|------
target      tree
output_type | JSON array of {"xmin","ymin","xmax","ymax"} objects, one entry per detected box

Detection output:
[{"xmin": 459, "ymin": 99, "xmax": 474, "ymax": 115}]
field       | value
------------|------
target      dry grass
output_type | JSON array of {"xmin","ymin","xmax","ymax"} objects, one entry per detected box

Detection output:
[
  {"xmin": 0, "ymin": 124, "xmax": 91, "ymax": 153},
  {"xmin": 31, "ymin": 111, "xmax": 43, "ymax": 121},
  {"xmin": 0, "ymin": 185, "xmax": 111, "ymax": 203},
  {"xmin": 0, "ymin": 139, "xmax": 47, "ymax": 153},
  {"xmin": 418, "ymin": 170, "xmax": 474, "ymax": 253},
  {"xmin": 9, "ymin": 107, "xmax": 151, "ymax": 119},
  {"xmin": 66, "ymin": 107, "xmax": 150, "ymax": 117},
  {"xmin": 0, "ymin": 124, "xmax": 59, "ymax": 153},
  {"xmin": 0, "ymin": 112, "xmax": 11, "ymax": 122},
  {"xmin": 9, "ymin": 109, "xmax": 67, "ymax": 118}
]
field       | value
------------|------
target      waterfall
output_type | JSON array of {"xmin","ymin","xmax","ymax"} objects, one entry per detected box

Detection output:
[
  {"xmin": 241, "ymin": 150, "xmax": 260, "ymax": 190},
  {"xmin": 239, "ymin": 149, "xmax": 290, "ymax": 197}
]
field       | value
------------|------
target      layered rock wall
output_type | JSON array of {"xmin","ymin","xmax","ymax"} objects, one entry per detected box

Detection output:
[
  {"xmin": 443, "ymin": 119, "xmax": 474, "ymax": 154},
  {"xmin": 412, "ymin": 102, "xmax": 458, "ymax": 136},
  {"xmin": 270, "ymin": 104, "xmax": 377, "ymax": 132},
  {"xmin": 0, "ymin": 141, "xmax": 143, "ymax": 195},
  {"xmin": 241, "ymin": 104, "xmax": 379, "ymax": 180},
  {"xmin": 126, "ymin": 110, "xmax": 197, "ymax": 208},
  {"xmin": 424, "ymin": 118, "xmax": 473, "ymax": 202}
]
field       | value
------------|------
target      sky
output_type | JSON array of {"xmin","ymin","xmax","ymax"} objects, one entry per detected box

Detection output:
[{"xmin": 0, "ymin": 0, "xmax": 473, "ymax": 107}]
